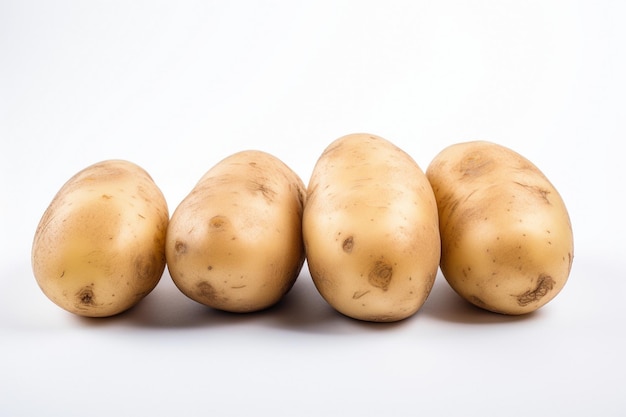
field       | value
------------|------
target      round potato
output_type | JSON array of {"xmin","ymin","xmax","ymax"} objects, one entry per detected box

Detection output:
[
  {"xmin": 32, "ymin": 160, "xmax": 169, "ymax": 317},
  {"xmin": 426, "ymin": 141, "xmax": 574, "ymax": 315},
  {"xmin": 166, "ymin": 150, "xmax": 306, "ymax": 313},
  {"xmin": 303, "ymin": 133, "xmax": 441, "ymax": 322}
]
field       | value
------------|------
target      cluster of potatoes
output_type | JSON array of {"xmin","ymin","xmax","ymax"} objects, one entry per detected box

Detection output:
[{"xmin": 31, "ymin": 133, "xmax": 574, "ymax": 321}]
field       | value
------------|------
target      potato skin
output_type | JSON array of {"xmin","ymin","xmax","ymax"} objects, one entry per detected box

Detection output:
[
  {"xmin": 426, "ymin": 141, "xmax": 574, "ymax": 315},
  {"xmin": 303, "ymin": 133, "xmax": 441, "ymax": 322},
  {"xmin": 165, "ymin": 150, "xmax": 306, "ymax": 313},
  {"xmin": 32, "ymin": 160, "xmax": 169, "ymax": 317}
]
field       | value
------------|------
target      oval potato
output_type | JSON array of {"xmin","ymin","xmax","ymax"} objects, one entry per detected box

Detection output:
[
  {"xmin": 426, "ymin": 141, "xmax": 574, "ymax": 315},
  {"xmin": 166, "ymin": 150, "xmax": 306, "ymax": 313},
  {"xmin": 303, "ymin": 133, "xmax": 441, "ymax": 322},
  {"xmin": 32, "ymin": 160, "xmax": 169, "ymax": 317}
]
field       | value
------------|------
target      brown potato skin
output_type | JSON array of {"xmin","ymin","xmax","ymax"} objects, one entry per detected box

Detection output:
[
  {"xmin": 426, "ymin": 141, "xmax": 574, "ymax": 315},
  {"xmin": 303, "ymin": 133, "xmax": 441, "ymax": 322},
  {"xmin": 165, "ymin": 150, "xmax": 306, "ymax": 313},
  {"xmin": 31, "ymin": 160, "xmax": 169, "ymax": 317}
]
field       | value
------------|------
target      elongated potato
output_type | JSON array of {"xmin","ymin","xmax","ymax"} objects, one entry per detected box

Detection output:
[
  {"xmin": 426, "ymin": 141, "xmax": 574, "ymax": 315},
  {"xmin": 166, "ymin": 150, "xmax": 306, "ymax": 313},
  {"xmin": 32, "ymin": 160, "xmax": 169, "ymax": 317},
  {"xmin": 303, "ymin": 133, "xmax": 441, "ymax": 322}
]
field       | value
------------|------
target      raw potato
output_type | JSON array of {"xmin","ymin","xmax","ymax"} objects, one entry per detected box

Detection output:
[
  {"xmin": 32, "ymin": 160, "xmax": 169, "ymax": 317},
  {"xmin": 166, "ymin": 150, "xmax": 306, "ymax": 313},
  {"xmin": 303, "ymin": 133, "xmax": 441, "ymax": 322},
  {"xmin": 426, "ymin": 141, "xmax": 574, "ymax": 315}
]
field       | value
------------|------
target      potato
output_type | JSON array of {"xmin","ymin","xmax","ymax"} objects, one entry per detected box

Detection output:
[
  {"xmin": 32, "ymin": 160, "xmax": 169, "ymax": 317},
  {"xmin": 426, "ymin": 141, "xmax": 574, "ymax": 315},
  {"xmin": 165, "ymin": 150, "xmax": 306, "ymax": 313},
  {"xmin": 303, "ymin": 133, "xmax": 441, "ymax": 322}
]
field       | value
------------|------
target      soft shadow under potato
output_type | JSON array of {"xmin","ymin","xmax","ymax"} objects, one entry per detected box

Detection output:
[
  {"xmin": 420, "ymin": 276, "xmax": 543, "ymax": 325},
  {"xmin": 265, "ymin": 274, "xmax": 413, "ymax": 335},
  {"xmin": 70, "ymin": 273, "xmax": 213, "ymax": 329}
]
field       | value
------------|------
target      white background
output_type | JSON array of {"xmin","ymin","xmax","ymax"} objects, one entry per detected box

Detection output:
[{"xmin": 1, "ymin": 1, "xmax": 624, "ymax": 416}]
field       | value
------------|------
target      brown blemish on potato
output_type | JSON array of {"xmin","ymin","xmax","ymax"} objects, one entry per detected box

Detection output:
[
  {"xmin": 513, "ymin": 182, "xmax": 551, "ymax": 204},
  {"xmin": 248, "ymin": 179, "xmax": 277, "ymax": 202},
  {"xmin": 80, "ymin": 290, "xmax": 94, "ymax": 305},
  {"xmin": 76, "ymin": 285, "xmax": 96, "ymax": 309},
  {"xmin": 517, "ymin": 274, "xmax": 555, "ymax": 306},
  {"xmin": 174, "ymin": 240, "xmax": 187, "ymax": 254},
  {"xmin": 368, "ymin": 260, "xmax": 393, "ymax": 291},
  {"xmin": 209, "ymin": 215, "xmax": 228, "ymax": 229},
  {"xmin": 568, "ymin": 252, "xmax": 574, "ymax": 272},
  {"xmin": 342, "ymin": 236, "xmax": 354, "ymax": 253},
  {"xmin": 352, "ymin": 290, "xmax": 370, "ymax": 299},
  {"xmin": 134, "ymin": 254, "xmax": 157, "ymax": 280},
  {"xmin": 196, "ymin": 281, "xmax": 227, "ymax": 304},
  {"xmin": 459, "ymin": 152, "xmax": 494, "ymax": 178}
]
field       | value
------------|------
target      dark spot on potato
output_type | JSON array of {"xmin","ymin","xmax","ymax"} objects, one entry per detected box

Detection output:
[
  {"xmin": 517, "ymin": 274, "xmax": 555, "ymax": 306},
  {"xmin": 248, "ymin": 179, "xmax": 277, "ymax": 202},
  {"xmin": 207, "ymin": 265, "xmax": 213, "ymax": 270},
  {"xmin": 101, "ymin": 194, "xmax": 112, "ymax": 199},
  {"xmin": 196, "ymin": 281, "xmax": 218, "ymax": 303},
  {"xmin": 81, "ymin": 291, "xmax": 93, "ymax": 304},
  {"xmin": 568, "ymin": 252, "xmax": 574, "ymax": 272},
  {"xmin": 209, "ymin": 215, "xmax": 228, "ymax": 229},
  {"xmin": 352, "ymin": 290, "xmax": 370, "ymax": 299},
  {"xmin": 368, "ymin": 260, "xmax": 393, "ymax": 291},
  {"xmin": 76, "ymin": 285, "xmax": 96, "ymax": 308},
  {"xmin": 513, "ymin": 182, "xmax": 551, "ymax": 204},
  {"xmin": 135, "ymin": 255, "xmax": 157, "ymax": 280},
  {"xmin": 175, "ymin": 240, "xmax": 187, "ymax": 254},
  {"xmin": 459, "ymin": 152, "xmax": 494, "ymax": 178},
  {"xmin": 342, "ymin": 236, "xmax": 354, "ymax": 253}
]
